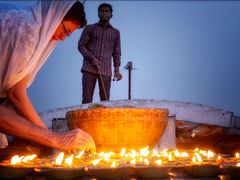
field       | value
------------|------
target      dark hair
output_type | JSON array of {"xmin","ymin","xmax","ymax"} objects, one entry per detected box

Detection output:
[
  {"xmin": 63, "ymin": 1, "xmax": 87, "ymax": 28},
  {"xmin": 98, "ymin": 3, "xmax": 113, "ymax": 13}
]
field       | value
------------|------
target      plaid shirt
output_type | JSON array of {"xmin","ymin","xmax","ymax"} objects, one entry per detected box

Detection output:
[{"xmin": 78, "ymin": 23, "xmax": 121, "ymax": 76}]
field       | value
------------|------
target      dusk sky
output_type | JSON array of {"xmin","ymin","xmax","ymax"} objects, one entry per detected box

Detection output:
[{"xmin": 4, "ymin": 1, "xmax": 240, "ymax": 116}]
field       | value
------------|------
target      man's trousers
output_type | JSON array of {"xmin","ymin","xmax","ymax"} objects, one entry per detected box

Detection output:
[{"xmin": 82, "ymin": 71, "xmax": 111, "ymax": 104}]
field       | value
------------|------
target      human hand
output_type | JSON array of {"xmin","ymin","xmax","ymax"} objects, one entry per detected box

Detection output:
[
  {"xmin": 113, "ymin": 71, "xmax": 122, "ymax": 81},
  {"xmin": 92, "ymin": 58, "xmax": 100, "ymax": 70},
  {"xmin": 56, "ymin": 129, "xmax": 96, "ymax": 154}
]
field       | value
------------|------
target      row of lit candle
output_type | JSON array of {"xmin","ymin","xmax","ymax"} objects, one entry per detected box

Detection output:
[{"xmin": 8, "ymin": 147, "xmax": 240, "ymax": 168}]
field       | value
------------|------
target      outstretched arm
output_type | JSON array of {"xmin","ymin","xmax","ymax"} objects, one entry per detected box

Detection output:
[
  {"xmin": 6, "ymin": 75, "xmax": 46, "ymax": 128},
  {"xmin": 0, "ymin": 105, "xmax": 95, "ymax": 153}
]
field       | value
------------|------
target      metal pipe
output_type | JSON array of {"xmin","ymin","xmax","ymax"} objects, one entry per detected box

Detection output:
[
  {"xmin": 128, "ymin": 65, "xmax": 132, "ymax": 100},
  {"xmin": 125, "ymin": 62, "xmax": 133, "ymax": 100}
]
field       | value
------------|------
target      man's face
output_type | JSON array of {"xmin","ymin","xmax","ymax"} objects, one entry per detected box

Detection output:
[
  {"xmin": 50, "ymin": 20, "xmax": 79, "ymax": 41},
  {"xmin": 98, "ymin": 7, "xmax": 112, "ymax": 22}
]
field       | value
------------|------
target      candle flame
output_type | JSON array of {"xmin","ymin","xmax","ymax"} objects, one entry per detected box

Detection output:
[
  {"xmin": 168, "ymin": 152, "xmax": 175, "ymax": 161},
  {"xmin": 152, "ymin": 149, "xmax": 160, "ymax": 157},
  {"xmin": 217, "ymin": 155, "xmax": 222, "ymax": 160},
  {"xmin": 130, "ymin": 158, "xmax": 136, "ymax": 164},
  {"xmin": 55, "ymin": 152, "xmax": 64, "ymax": 165},
  {"xmin": 192, "ymin": 156, "xmax": 196, "ymax": 163},
  {"xmin": 181, "ymin": 152, "xmax": 189, "ymax": 157},
  {"xmin": 162, "ymin": 149, "xmax": 169, "ymax": 157},
  {"xmin": 111, "ymin": 161, "xmax": 117, "ymax": 167},
  {"xmin": 92, "ymin": 158, "xmax": 102, "ymax": 166},
  {"xmin": 139, "ymin": 157, "xmax": 143, "ymax": 162},
  {"xmin": 130, "ymin": 150, "xmax": 137, "ymax": 158},
  {"xmin": 143, "ymin": 158, "xmax": 149, "ymax": 165},
  {"xmin": 103, "ymin": 152, "xmax": 114, "ymax": 162},
  {"xmin": 11, "ymin": 155, "xmax": 21, "ymax": 165},
  {"xmin": 155, "ymin": 159, "xmax": 162, "ymax": 165},
  {"xmin": 174, "ymin": 149, "xmax": 181, "ymax": 157},
  {"xmin": 75, "ymin": 150, "xmax": 84, "ymax": 159},
  {"xmin": 207, "ymin": 150, "xmax": 214, "ymax": 159},
  {"xmin": 65, "ymin": 154, "xmax": 73, "ymax": 166},
  {"xmin": 22, "ymin": 154, "xmax": 37, "ymax": 163},
  {"xmin": 8, "ymin": 147, "xmax": 236, "ymax": 168},
  {"xmin": 194, "ymin": 148, "xmax": 199, "ymax": 152},
  {"xmin": 10, "ymin": 154, "xmax": 37, "ymax": 165},
  {"xmin": 192, "ymin": 153, "xmax": 203, "ymax": 164},
  {"xmin": 120, "ymin": 148, "xmax": 126, "ymax": 157},
  {"xmin": 199, "ymin": 150, "xmax": 207, "ymax": 156},
  {"xmin": 98, "ymin": 152, "xmax": 105, "ymax": 157},
  {"xmin": 139, "ymin": 146, "xmax": 150, "ymax": 157}
]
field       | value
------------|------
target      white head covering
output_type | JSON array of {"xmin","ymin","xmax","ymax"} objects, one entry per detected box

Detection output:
[{"xmin": 0, "ymin": 0, "xmax": 76, "ymax": 97}]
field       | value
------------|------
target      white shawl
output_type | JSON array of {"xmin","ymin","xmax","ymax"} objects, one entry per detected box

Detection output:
[{"xmin": 0, "ymin": 0, "xmax": 76, "ymax": 97}]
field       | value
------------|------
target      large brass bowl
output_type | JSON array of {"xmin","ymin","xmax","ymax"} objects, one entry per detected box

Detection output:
[{"xmin": 66, "ymin": 108, "xmax": 168, "ymax": 152}]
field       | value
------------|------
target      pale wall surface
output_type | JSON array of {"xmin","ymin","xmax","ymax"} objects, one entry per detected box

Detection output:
[
  {"xmin": 40, "ymin": 99, "xmax": 233, "ymax": 129},
  {"xmin": 40, "ymin": 99, "xmax": 235, "ymax": 150}
]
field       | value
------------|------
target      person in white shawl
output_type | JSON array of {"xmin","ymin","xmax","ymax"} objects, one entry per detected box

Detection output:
[{"xmin": 0, "ymin": 0, "xmax": 95, "ymax": 155}]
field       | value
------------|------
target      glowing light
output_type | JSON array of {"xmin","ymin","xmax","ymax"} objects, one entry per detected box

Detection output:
[
  {"xmin": 143, "ymin": 158, "xmax": 149, "ymax": 165},
  {"xmin": 199, "ymin": 150, "xmax": 207, "ymax": 156},
  {"xmin": 192, "ymin": 156, "xmax": 196, "ymax": 163},
  {"xmin": 11, "ymin": 155, "xmax": 21, "ymax": 165},
  {"xmin": 174, "ymin": 149, "xmax": 181, "ymax": 157},
  {"xmin": 75, "ymin": 150, "xmax": 84, "ymax": 159},
  {"xmin": 194, "ymin": 148, "xmax": 199, "ymax": 152},
  {"xmin": 139, "ymin": 157, "xmax": 144, "ymax": 162},
  {"xmin": 192, "ymin": 153, "xmax": 203, "ymax": 164},
  {"xmin": 140, "ymin": 146, "xmax": 150, "ymax": 157},
  {"xmin": 120, "ymin": 148, "xmax": 126, "ymax": 157},
  {"xmin": 92, "ymin": 158, "xmax": 102, "ymax": 166},
  {"xmin": 162, "ymin": 149, "xmax": 169, "ymax": 157},
  {"xmin": 163, "ymin": 149, "xmax": 168, "ymax": 153},
  {"xmin": 207, "ymin": 150, "xmax": 214, "ymax": 159},
  {"xmin": 65, "ymin": 154, "xmax": 73, "ymax": 166},
  {"xmin": 98, "ymin": 152, "xmax": 105, "ymax": 157},
  {"xmin": 22, "ymin": 154, "xmax": 37, "ymax": 163},
  {"xmin": 181, "ymin": 152, "xmax": 189, "ymax": 157},
  {"xmin": 103, "ymin": 152, "xmax": 114, "ymax": 162},
  {"xmin": 55, "ymin": 152, "xmax": 64, "ymax": 165},
  {"xmin": 111, "ymin": 161, "xmax": 117, "ymax": 167},
  {"xmin": 8, "ymin": 148, "xmax": 237, "ymax": 169},
  {"xmin": 130, "ymin": 158, "xmax": 136, "ymax": 164},
  {"xmin": 152, "ymin": 149, "xmax": 160, "ymax": 157},
  {"xmin": 168, "ymin": 152, "xmax": 175, "ymax": 161},
  {"xmin": 155, "ymin": 159, "xmax": 162, "ymax": 165},
  {"xmin": 130, "ymin": 150, "xmax": 137, "ymax": 158}
]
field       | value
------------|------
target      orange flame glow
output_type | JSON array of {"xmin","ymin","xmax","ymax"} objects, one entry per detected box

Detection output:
[
  {"xmin": 65, "ymin": 154, "xmax": 73, "ymax": 166},
  {"xmin": 8, "ymin": 147, "xmax": 238, "ymax": 169},
  {"xmin": 55, "ymin": 152, "xmax": 64, "ymax": 165},
  {"xmin": 92, "ymin": 158, "xmax": 102, "ymax": 166},
  {"xmin": 235, "ymin": 153, "xmax": 240, "ymax": 159}
]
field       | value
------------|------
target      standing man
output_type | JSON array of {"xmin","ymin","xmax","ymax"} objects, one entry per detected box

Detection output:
[{"xmin": 78, "ymin": 3, "xmax": 122, "ymax": 104}]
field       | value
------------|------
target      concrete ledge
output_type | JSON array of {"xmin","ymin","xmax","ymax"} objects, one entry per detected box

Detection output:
[{"xmin": 40, "ymin": 99, "xmax": 233, "ymax": 129}]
